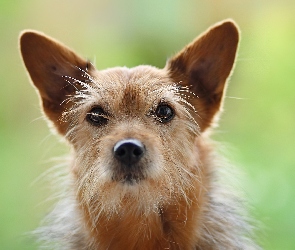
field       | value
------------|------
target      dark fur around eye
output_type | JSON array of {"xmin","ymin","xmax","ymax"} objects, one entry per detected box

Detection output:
[
  {"xmin": 155, "ymin": 103, "xmax": 175, "ymax": 123},
  {"xmin": 86, "ymin": 107, "xmax": 108, "ymax": 126}
]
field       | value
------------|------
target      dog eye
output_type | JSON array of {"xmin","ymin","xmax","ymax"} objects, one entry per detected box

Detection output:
[
  {"xmin": 155, "ymin": 103, "xmax": 174, "ymax": 123},
  {"xmin": 86, "ymin": 107, "xmax": 108, "ymax": 126}
]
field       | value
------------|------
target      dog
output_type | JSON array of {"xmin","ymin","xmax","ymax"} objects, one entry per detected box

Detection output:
[{"xmin": 20, "ymin": 20, "xmax": 258, "ymax": 249}]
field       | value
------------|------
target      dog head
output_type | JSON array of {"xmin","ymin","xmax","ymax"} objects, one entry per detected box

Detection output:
[{"xmin": 20, "ymin": 20, "xmax": 239, "ymax": 215}]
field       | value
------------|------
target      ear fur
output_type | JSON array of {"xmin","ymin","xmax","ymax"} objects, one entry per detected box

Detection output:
[
  {"xmin": 166, "ymin": 20, "xmax": 239, "ymax": 131},
  {"xmin": 20, "ymin": 30, "xmax": 92, "ymax": 134}
]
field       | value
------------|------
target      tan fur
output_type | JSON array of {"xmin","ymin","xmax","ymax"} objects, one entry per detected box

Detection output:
[{"xmin": 20, "ymin": 20, "xmax": 259, "ymax": 249}]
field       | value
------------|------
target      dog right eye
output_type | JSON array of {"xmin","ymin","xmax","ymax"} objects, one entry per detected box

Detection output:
[{"xmin": 86, "ymin": 107, "xmax": 108, "ymax": 126}]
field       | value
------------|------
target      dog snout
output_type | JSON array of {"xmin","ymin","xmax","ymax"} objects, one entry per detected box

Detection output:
[{"xmin": 113, "ymin": 139, "xmax": 145, "ymax": 165}]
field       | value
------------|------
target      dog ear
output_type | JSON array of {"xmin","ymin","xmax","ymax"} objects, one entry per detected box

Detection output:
[
  {"xmin": 166, "ymin": 20, "xmax": 239, "ymax": 131},
  {"xmin": 20, "ymin": 31, "xmax": 92, "ymax": 134}
]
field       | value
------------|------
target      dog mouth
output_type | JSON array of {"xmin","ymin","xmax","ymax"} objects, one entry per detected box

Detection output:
[{"xmin": 112, "ymin": 171, "xmax": 145, "ymax": 185}]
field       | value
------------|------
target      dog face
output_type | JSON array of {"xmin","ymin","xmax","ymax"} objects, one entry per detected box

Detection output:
[
  {"xmin": 60, "ymin": 65, "xmax": 201, "ymax": 215},
  {"xmin": 20, "ymin": 21, "xmax": 239, "ymax": 216}
]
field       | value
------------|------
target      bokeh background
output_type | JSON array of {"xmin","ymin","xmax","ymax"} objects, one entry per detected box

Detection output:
[{"xmin": 0, "ymin": 0, "xmax": 294, "ymax": 249}]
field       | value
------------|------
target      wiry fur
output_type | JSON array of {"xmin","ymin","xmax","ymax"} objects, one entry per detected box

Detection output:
[{"xmin": 20, "ymin": 20, "xmax": 260, "ymax": 249}]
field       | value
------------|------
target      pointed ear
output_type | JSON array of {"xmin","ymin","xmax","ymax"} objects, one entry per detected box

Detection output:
[
  {"xmin": 166, "ymin": 20, "xmax": 239, "ymax": 131},
  {"xmin": 20, "ymin": 30, "xmax": 93, "ymax": 134}
]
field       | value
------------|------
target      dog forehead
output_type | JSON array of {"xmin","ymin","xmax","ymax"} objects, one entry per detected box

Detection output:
[
  {"xmin": 97, "ymin": 65, "xmax": 169, "ymax": 88},
  {"xmin": 92, "ymin": 66, "xmax": 175, "ymax": 107}
]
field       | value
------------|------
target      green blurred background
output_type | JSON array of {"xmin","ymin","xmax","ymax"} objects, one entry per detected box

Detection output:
[{"xmin": 0, "ymin": 0, "xmax": 294, "ymax": 249}]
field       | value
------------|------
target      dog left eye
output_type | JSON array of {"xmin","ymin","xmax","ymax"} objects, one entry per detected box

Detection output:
[
  {"xmin": 86, "ymin": 107, "xmax": 108, "ymax": 126},
  {"xmin": 155, "ymin": 103, "xmax": 175, "ymax": 123}
]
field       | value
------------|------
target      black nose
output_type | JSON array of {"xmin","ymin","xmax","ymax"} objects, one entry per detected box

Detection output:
[{"xmin": 114, "ymin": 139, "xmax": 145, "ymax": 165}]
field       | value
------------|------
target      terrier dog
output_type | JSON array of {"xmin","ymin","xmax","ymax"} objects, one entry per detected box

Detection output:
[{"xmin": 20, "ymin": 20, "xmax": 258, "ymax": 249}]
